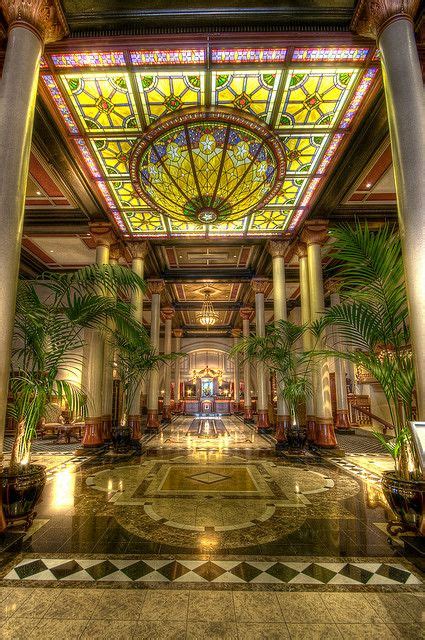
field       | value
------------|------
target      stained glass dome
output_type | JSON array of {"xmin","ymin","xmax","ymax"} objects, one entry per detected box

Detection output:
[{"xmin": 130, "ymin": 108, "xmax": 286, "ymax": 224}]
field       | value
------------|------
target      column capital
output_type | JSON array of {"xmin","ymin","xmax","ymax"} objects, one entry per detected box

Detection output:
[
  {"xmin": 231, "ymin": 328, "xmax": 242, "ymax": 339},
  {"xmin": 251, "ymin": 277, "xmax": 269, "ymax": 295},
  {"xmin": 127, "ymin": 241, "xmax": 148, "ymax": 261},
  {"xmin": 173, "ymin": 328, "xmax": 184, "ymax": 338},
  {"xmin": 161, "ymin": 306, "xmax": 175, "ymax": 322},
  {"xmin": 147, "ymin": 279, "xmax": 165, "ymax": 296},
  {"xmin": 2, "ymin": 0, "xmax": 69, "ymax": 44},
  {"xmin": 268, "ymin": 239, "xmax": 288, "ymax": 259},
  {"xmin": 89, "ymin": 222, "xmax": 117, "ymax": 248},
  {"xmin": 109, "ymin": 243, "xmax": 121, "ymax": 262},
  {"xmin": 301, "ymin": 220, "xmax": 329, "ymax": 247},
  {"xmin": 295, "ymin": 241, "xmax": 308, "ymax": 259},
  {"xmin": 351, "ymin": 0, "xmax": 420, "ymax": 40},
  {"xmin": 240, "ymin": 306, "xmax": 254, "ymax": 321}
]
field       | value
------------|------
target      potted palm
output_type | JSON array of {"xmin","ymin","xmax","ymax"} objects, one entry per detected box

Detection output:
[
  {"xmin": 3, "ymin": 264, "xmax": 146, "ymax": 528},
  {"xmin": 231, "ymin": 320, "xmax": 313, "ymax": 452},
  {"xmin": 111, "ymin": 327, "xmax": 175, "ymax": 452},
  {"xmin": 314, "ymin": 222, "xmax": 425, "ymax": 533}
]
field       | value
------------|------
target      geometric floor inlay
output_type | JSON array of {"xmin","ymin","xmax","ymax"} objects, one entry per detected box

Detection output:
[{"xmin": 3, "ymin": 558, "xmax": 422, "ymax": 585}]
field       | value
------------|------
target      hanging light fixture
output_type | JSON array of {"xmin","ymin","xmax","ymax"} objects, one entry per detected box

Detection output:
[{"xmin": 196, "ymin": 291, "xmax": 219, "ymax": 327}]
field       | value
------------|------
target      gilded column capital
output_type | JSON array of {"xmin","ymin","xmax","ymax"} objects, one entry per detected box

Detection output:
[
  {"xmin": 127, "ymin": 241, "xmax": 148, "ymax": 261},
  {"xmin": 240, "ymin": 307, "xmax": 254, "ymax": 321},
  {"xmin": 251, "ymin": 277, "xmax": 269, "ymax": 295},
  {"xmin": 295, "ymin": 241, "xmax": 308, "ymax": 259},
  {"xmin": 268, "ymin": 239, "xmax": 288, "ymax": 259},
  {"xmin": 109, "ymin": 243, "xmax": 121, "ymax": 262},
  {"xmin": 231, "ymin": 328, "xmax": 242, "ymax": 339},
  {"xmin": 301, "ymin": 221, "xmax": 329, "ymax": 247},
  {"xmin": 1, "ymin": 0, "xmax": 69, "ymax": 44},
  {"xmin": 89, "ymin": 222, "xmax": 117, "ymax": 248},
  {"xmin": 147, "ymin": 279, "xmax": 165, "ymax": 296},
  {"xmin": 161, "ymin": 306, "xmax": 175, "ymax": 322},
  {"xmin": 173, "ymin": 328, "xmax": 184, "ymax": 339},
  {"xmin": 351, "ymin": 0, "xmax": 420, "ymax": 40}
]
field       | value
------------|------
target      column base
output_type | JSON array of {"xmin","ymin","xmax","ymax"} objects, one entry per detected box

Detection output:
[
  {"xmin": 101, "ymin": 415, "xmax": 112, "ymax": 441},
  {"xmin": 335, "ymin": 410, "xmax": 356, "ymax": 434},
  {"xmin": 162, "ymin": 405, "xmax": 172, "ymax": 422},
  {"xmin": 306, "ymin": 416, "xmax": 317, "ymax": 443},
  {"xmin": 257, "ymin": 409, "xmax": 271, "ymax": 433},
  {"xmin": 244, "ymin": 407, "xmax": 254, "ymax": 422},
  {"xmin": 82, "ymin": 417, "xmax": 104, "ymax": 447},
  {"xmin": 315, "ymin": 418, "xmax": 338, "ymax": 448},
  {"xmin": 275, "ymin": 415, "xmax": 291, "ymax": 443},
  {"xmin": 146, "ymin": 410, "xmax": 161, "ymax": 433},
  {"xmin": 128, "ymin": 415, "xmax": 142, "ymax": 440}
]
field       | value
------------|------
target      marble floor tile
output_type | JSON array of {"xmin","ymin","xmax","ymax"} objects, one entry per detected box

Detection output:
[
  {"xmin": 188, "ymin": 590, "xmax": 235, "ymax": 621},
  {"xmin": 277, "ymin": 592, "xmax": 334, "ymax": 623},
  {"xmin": 233, "ymin": 592, "xmax": 283, "ymax": 623},
  {"xmin": 81, "ymin": 619, "xmax": 137, "ymax": 639},
  {"xmin": 286, "ymin": 623, "xmax": 343, "ymax": 639},
  {"xmin": 386, "ymin": 623, "xmax": 425, "ymax": 640},
  {"xmin": 0, "ymin": 615, "xmax": 40, "ymax": 640},
  {"xmin": 236, "ymin": 622, "xmax": 290, "ymax": 639},
  {"xmin": 11, "ymin": 588, "xmax": 57, "ymax": 618},
  {"xmin": 30, "ymin": 618, "xmax": 89, "ymax": 640},
  {"xmin": 324, "ymin": 593, "xmax": 385, "ymax": 624},
  {"xmin": 338, "ymin": 624, "xmax": 397, "ymax": 639},
  {"xmin": 186, "ymin": 620, "xmax": 238, "ymax": 639},
  {"xmin": 0, "ymin": 589, "xmax": 34, "ymax": 619},
  {"xmin": 132, "ymin": 619, "xmax": 187, "ymax": 639},
  {"xmin": 140, "ymin": 589, "xmax": 189, "ymax": 621},
  {"xmin": 90, "ymin": 589, "xmax": 145, "ymax": 620},
  {"xmin": 365, "ymin": 593, "xmax": 424, "ymax": 624},
  {"xmin": 42, "ymin": 588, "xmax": 101, "ymax": 619}
]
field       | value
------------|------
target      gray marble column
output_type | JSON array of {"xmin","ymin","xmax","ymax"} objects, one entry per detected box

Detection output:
[
  {"xmin": 146, "ymin": 280, "xmax": 164, "ymax": 431},
  {"xmin": 352, "ymin": 0, "xmax": 425, "ymax": 417},
  {"xmin": 240, "ymin": 307, "xmax": 254, "ymax": 420},
  {"xmin": 161, "ymin": 307, "xmax": 175, "ymax": 421},
  {"xmin": 252, "ymin": 278, "xmax": 270, "ymax": 431},
  {"xmin": 302, "ymin": 222, "xmax": 337, "ymax": 448}
]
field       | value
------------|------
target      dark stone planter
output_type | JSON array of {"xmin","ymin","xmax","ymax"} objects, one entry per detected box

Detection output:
[
  {"xmin": 111, "ymin": 426, "xmax": 132, "ymax": 453},
  {"xmin": 382, "ymin": 470, "xmax": 425, "ymax": 535},
  {"xmin": 277, "ymin": 424, "xmax": 307, "ymax": 454},
  {"xmin": 1, "ymin": 464, "xmax": 47, "ymax": 529}
]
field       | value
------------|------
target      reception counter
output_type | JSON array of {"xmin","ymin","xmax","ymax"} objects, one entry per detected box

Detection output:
[{"xmin": 181, "ymin": 398, "xmax": 234, "ymax": 415}]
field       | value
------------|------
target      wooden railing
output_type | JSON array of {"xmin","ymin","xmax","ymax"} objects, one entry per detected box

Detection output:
[{"xmin": 350, "ymin": 403, "xmax": 394, "ymax": 435}]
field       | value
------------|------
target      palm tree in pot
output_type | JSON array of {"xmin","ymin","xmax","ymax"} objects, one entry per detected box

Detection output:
[
  {"xmin": 231, "ymin": 320, "xmax": 313, "ymax": 451},
  {"xmin": 313, "ymin": 222, "xmax": 424, "ymax": 533},
  {"xmin": 3, "ymin": 264, "xmax": 146, "ymax": 528}
]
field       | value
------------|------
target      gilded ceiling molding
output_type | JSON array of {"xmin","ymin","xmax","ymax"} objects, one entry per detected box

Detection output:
[
  {"xmin": 173, "ymin": 329, "xmax": 184, "ymax": 339},
  {"xmin": 147, "ymin": 279, "xmax": 165, "ymax": 296},
  {"xmin": 301, "ymin": 220, "xmax": 329, "ymax": 247},
  {"xmin": 251, "ymin": 278, "xmax": 269, "ymax": 295},
  {"xmin": 1, "ymin": 0, "xmax": 69, "ymax": 44},
  {"xmin": 351, "ymin": 0, "xmax": 421, "ymax": 39},
  {"xmin": 161, "ymin": 307, "xmax": 175, "ymax": 321},
  {"xmin": 89, "ymin": 222, "xmax": 118, "ymax": 248},
  {"xmin": 109, "ymin": 243, "xmax": 121, "ymax": 262},
  {"xmin": 239, "ymin": 307, "xmax": 254, "ymax": 321},
  {"xmin": 127, "ymin": 241, "xmax": 148, "ymax": 261},
  {"xmin": 268, "ymin": 239, "xmax": 288, "ymax": 259},
  {"xmin": 231, "ymin": 328, "xmax": 242, "ymax": 338}
]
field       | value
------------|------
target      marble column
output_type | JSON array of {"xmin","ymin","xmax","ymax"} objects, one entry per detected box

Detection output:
[
  {"xmin": 127, "ymin": 241, "xmax": 148, "ymax": 440},
  {"xmin": 330, "ymin": 291, "xmax": 352, "ymax": 431},
  {"xmin": 161, "ymin": 307, "xmax": 175, "ymax": 422},
  {"xmin": 352, "ymin": 0, "xmax": 425, "ymax": 418},
  {"xmin": 296, "ymin": 241, "xmax": 316, "ymax": 441},
  {"xmin": 173, "ymin": 329, "xmax": 184, "ymax": 412},
  {"xmin": 82, "ymin": 224, "xmax": 116, "ymax": 447},
  {"xmin": 269, "ymin": 239, "xmax": 291, "ymax": 441},
  {"xmin": 231, "ymin": 329, "xmax": 242, "ymax": 410},
  {"xmin": 0, "ymin": 0, "xmax": 68, "ymax": 529},
  {"xmin": 302, "ymin": 222, "xmax": 337, "ymax": 448},
  {"xmin": 146, "ymin": 279, "xmax": 164, "ymax": 431},
  {"xmin": 252, "ymin": 278, "xmax": 271, "ymax": 431},
  {"xmin": 240, "ymin": 307, "xmax": 254, "ymax": 420}
]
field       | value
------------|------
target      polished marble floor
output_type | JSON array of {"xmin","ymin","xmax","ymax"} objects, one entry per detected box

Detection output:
[{"xmin": 0, "ymin": 417, "xmax": 423, "ymax": 638}]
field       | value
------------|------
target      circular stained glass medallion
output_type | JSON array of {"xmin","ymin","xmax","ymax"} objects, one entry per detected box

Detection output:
[{"xmin": 130, "ymin": 107, "xmax": 286, "ymax": 225}]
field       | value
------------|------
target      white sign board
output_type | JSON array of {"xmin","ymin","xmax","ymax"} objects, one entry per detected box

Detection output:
[{"xmin": 409, "ymin": 422, "xmax": 425, "ymax": 475}]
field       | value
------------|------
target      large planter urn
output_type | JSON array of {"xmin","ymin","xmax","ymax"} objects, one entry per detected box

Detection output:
[
  {"xmin": 2, "ymin": 464, "xmax": 47, "ymax": 530},
  {"xmin": 381, "ymin": 471, "xmax": 425, "ymax": 535}
]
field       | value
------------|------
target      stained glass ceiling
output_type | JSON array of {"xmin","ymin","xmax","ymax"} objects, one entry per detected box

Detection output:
[{"xmin": 40, "ymin": 45, "xmax": 379, "ymax": 238}]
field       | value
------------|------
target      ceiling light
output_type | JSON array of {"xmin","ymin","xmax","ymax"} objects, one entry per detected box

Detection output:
[
  {"xmin": 196, "ymin": 291, "xmax": 219, "ymax": 327},
  {"xmin": 36, "ymin": 191, "xmax": 41, "ymax": 195},
  {"xmin": 50, "ymin": 250, "xmax": 54, "ymax": 253},
  {"xmin": 366, "ymin": 182, "xmax": 372, "ymax": 188}
]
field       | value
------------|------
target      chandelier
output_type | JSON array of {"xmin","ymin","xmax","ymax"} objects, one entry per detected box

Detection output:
[{"xmin": 196, "ymin": 291, "xmax": 219, "ymax": 327}]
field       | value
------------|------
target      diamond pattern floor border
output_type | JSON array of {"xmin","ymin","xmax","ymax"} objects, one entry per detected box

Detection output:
[{"xmin": 3, "ymin": 558, "xmax": 422, "ymax": 586}]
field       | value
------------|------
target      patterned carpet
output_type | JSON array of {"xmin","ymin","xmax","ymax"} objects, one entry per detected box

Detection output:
[
  {"xmin": 3, "ymin": 436, "xmax": 80, "ymax": 454},
  {"xmin": 336, "ymin": 431, "xmax": 388, "ymax": 455}
]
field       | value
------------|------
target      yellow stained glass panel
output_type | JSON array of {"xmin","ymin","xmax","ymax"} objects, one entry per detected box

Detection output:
[
  {"xmin": 61, "ymin": 73, "xmax": 139, "ymax": 132},
  {"xmin": 109, "ymin": 181, "xmax": 147, "ymax": 208},
  {"xmin": 124, "ymin": 210, "xmax": 166, "ymax": 234},
  {"xmin": 209, "ymin": 219, "xmax": 247, "ymax": 233},
  {"xmin": 169, "ymin": 219, "xmax": 205, "ymax": 234},
  {"xmin": 212, "ymin": 70, "xmax": 281, "ymax": 123},
  {"xmin": 280, "ymin": 134, "xmax": 328, "ymax": 174},
  {"xmin": 268, "ymin": 178, "xmax": 307, "ymax": 206},
  {"xmin": 91, "ymin": 138, "xmax": 137, "ymax": 177},
  {"xmin": 278, "ymin": 68, "xmax": 359, "ymax": 128},
  {"xmin": 248, "ymin": 209, "xmax": 291, "ymax": 232},
  {"xmin": 136, "ymin": 72, "xmax": 204, "ymax": 123}
]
